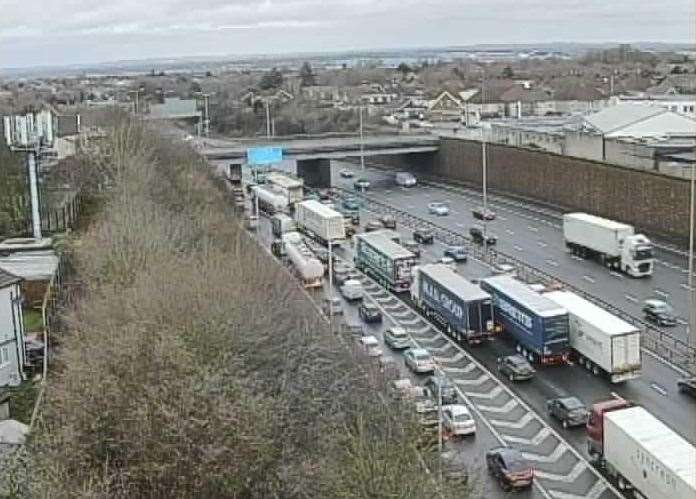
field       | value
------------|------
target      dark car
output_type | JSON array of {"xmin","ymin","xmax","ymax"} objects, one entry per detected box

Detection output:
[
  {"xmin": 423, "ymin": 376, "xmax": 458, "ymax": 405},
  {"xmin": 486, "ymin": 447, "xmax": 534, "ymax": 491},
  {"xmin": 472, "ymin": 207, "xmax": 496, "ymax": 220},
  {"xmin": 403, "ymin": 240, "xmax": 421, "ymax": 258},
  {"xmin": 677, "ymin": 377, "xmax": 696, "ymax": 397},
  {"xmin": 497, "ymin": 355, "xmax": 535, "ymax": 382},
  {"xmin": 470, "ymin": 225, "xmax": 497, "ymax": 245},
  {"xmin": 318, "ymin": 188, "xmax": 331, "ymax": 200},
  {"xmin": 642, "ymin": 299, "xmax": 677, "ymax": 327},
  {"xmin": 365, "ymin": 220, "xmax": 382, "ymax": 232},
  {"xmin": 413, "ymin": 228, "xmax": 434, "ymax": 244},
  {"xmin": 444, "ymin": 246, "xmax": 468, "ymax": 262},
  {"xmin": 384, "ymin": 327, "xmax": 411, "ymax": 350},
  {"xmin": 353, "ymin": 178, "xmax": 370, "ymax": 191},
  {"xmin": 342, "ymin": 197, "xmax": 361, "ymax": 211},
  {"xmin": 379, "ymin": 214, "xmax": 397, "ymax": 229},
  {"xmin": 546, "ymin": 396, "xmax": 589, "ymax": 428},
  {"xmin": 359, "ymin": 302, "xmax": 383, "ymax": 323}
]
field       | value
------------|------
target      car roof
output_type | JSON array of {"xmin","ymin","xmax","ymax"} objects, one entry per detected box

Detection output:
[
  {"xmin": 389, "ymin": 326, "xmax": 407, "ymax": 334},
  {"xmin": 444, "ymin": 404, "xmax": 471, "ymax": 416},
  {"xmin": 507, "ymin": 355, "xmax": 528, "ymax": 364},
  {"xmin": 644, "ymin": 298, "xmax": 667, "ymax": 306},
  {"xmin": 361, "ymin": 335, "xmax": 379, "ymax": 345},
  {"xmin": 489, "ymin": 446, "xmax": 523, "ymax": 459},
  {"xmin": 409, "ymin": 347, "xmax": 430, "ymax": 356}
]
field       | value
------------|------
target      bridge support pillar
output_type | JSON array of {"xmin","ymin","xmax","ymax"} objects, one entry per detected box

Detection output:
[{"xmin": 297, "ymin": 158, "xmax": 332, "ymax": 188}]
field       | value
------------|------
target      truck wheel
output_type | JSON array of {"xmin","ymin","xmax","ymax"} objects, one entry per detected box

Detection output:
[
  {"xmin": 516, "ymin": 344, "xmax": 522, "ymax": 354},
  {"xmin": 562, "ymin": 419, "xmax": 568, "ymax": 429},
  {"xmin": 618, "ymin": 476, "xmax": 627, "ymax": 490},
  {"xmin": 509, "ymin": 373, "xmax": 515, "ymax": 382}
]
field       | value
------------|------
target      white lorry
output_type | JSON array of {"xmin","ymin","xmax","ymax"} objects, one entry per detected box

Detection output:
[
  {"xmin": 271, "ymin": 213, "xmax": 296, "ymax": 237},
  {"xmin": 295, "ymin": 200, "xmax": 346, "ymax": 246},
  {"xmin": 283, "ymin": 232, "xmax": 323, "ymax": 288},
  {"xmin": 251, "ymin": 185, "xmax": 288, "ymax": 215},
  {"xmin": 587, "ymin": 400, "xmax": 696, "ymax": 499},
  {"xmin": 266, "ymin": 172, "xmax": 305, "ymax": 206},
  {"xmin": 562, "ymin": 213, "xmax": 653, "ymax": 277},
  {"xmin": 544, "ymin": 291, "xmax": 641, "ymax": 383}
]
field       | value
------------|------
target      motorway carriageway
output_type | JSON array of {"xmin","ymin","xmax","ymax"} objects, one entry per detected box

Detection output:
[{"xmin": 331, "ymin": 161, "xmax": 694, "ymax": 347}]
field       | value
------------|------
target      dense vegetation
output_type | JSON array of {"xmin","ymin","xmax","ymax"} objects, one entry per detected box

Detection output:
[{"xmin": 8, "ymin": 113, "xmax": 476, "ymax": 497}]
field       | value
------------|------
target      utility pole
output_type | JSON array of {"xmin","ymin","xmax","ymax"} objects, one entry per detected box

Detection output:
[
  {"xmin": 128, "ymin": 87, "xmax": 145, "ymax": 115},
  {"xmin": 328, "ymin": 238, "xmax": 334, "ymax": 333},
  {"xmin": 359, "ymin": 105, "xmax": 365, "ymax": 170},
  {"xmin": 437, "ymin": 380, "xmax": 443, "ymax": 484},
  {"xmin": 26, "ymin": 151, "xmax": 42, "ymax": 239},
  {"xmin": 265, "ymin": 99, "xmax": 272, "ymax": 139},
  {"xmin": 688, "ymin": 162, "xmax": 695, "ymax": 355},
  {"xmin": 481, "ymin": 68, "xmax": 489, "ymax": 260}
]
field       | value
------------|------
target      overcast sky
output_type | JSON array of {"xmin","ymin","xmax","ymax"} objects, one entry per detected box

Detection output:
[{"xmin": 1, "ymin": 0, "xmax": 693, "ymax": 68}]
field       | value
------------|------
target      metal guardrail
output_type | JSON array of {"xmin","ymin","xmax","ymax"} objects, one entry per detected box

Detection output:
[{"xmin": 334, "ymin": 186, "xmax": 696, "ymax": 375}]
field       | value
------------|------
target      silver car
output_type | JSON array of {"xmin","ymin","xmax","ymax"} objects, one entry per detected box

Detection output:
[
  {"xmin": 404, "ymin": 348, "xmax": 436, "ymax": 374},
  {"xmin": 428, "ymin": 202, "xmax": 450, "ymax": 216}
]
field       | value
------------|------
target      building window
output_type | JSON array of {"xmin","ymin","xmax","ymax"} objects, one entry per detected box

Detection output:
[{"xmin": 0, "ymin": 346, "xmax": 9, "ymax": 367}]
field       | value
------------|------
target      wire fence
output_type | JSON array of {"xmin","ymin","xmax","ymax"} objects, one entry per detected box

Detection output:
[{"xmin": 1, "ymin": 192, "xmax": 83, "ymax": 239}]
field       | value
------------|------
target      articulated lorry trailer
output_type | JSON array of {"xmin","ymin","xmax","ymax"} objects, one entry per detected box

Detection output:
[
  {"xmin": 587, "ymin": 399, "xmax": 696, "ymax": 499},
  {"xmin": 283, "ymin": 232, "xmax": 323, "ymax": 288},
  {"xmin": 251, "ymin": 185, "xmax": 288, "ymax": 215},
  {"xmin": 354, "ymin": 232, "xmax": 417, "ymax": 292},
  {"xmin": 266, "ymin": 172, "xmax": 305, "ymax": 207},
  {"xmin": 544, "ymin": 291, "xmax": 641, "ymax": 383},
  {"xmin": 480, "ymin": 276, "xmax": 570, "ymax": 364},
  {"xmin": 295, "ymin": 200, "xmax": 346, "ymax": 246},
  {"xmin": 411, "ymin": 264, "xmax": 494, "ymax": 345},
  {"xmin": 562, "ymin": 213, "xmax": 653, "ymax": 277}
]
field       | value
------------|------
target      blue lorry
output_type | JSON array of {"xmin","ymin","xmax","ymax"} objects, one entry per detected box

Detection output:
[
  {"xmin": 479, "ymin": 275, "xmax": 570, "ymax": 364},
  {"xmin": 411, "ymin": 264, "xmax": 495, "ymax": 346}
]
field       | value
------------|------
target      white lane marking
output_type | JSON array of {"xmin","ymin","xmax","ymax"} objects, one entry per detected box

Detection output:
[
  {"xmin": 433, "ymin": 351, "xmax": 466, "ymax": 363},
  {"xmin": 625, "ymin": 294, "xmax": 639, "ymax": 303},
  {"xmin": 570, "ymin": 255, "xmax": 584, "ymax": 262},
  {"xmin": 498, "ymin": 215, "xmax": 507, "ymax": 221},
  {"xmin": 582, "ymin": 275, "xmax": 595, "ymax": 284},
  {"xmin": 546, "ymin": 259, "xmax": 559, "ymax": 267},
  {"xmin": 428, "ymin": 342, "xmax": 454, "ymax": 354},
  {"xmin": 453, "ymin": 374, "xmax": 490, "ymax": 387},
  {"xmin": 456, "ymin": 223, "xmax": 465, "ymax": 228},
  {"xmin": 406, "ymin": 205, "xmax": 416, "ymax": 210},
  {"xmin": 538, "ymin": 241, "xmax": 548, "ymax": 248},
  {"xmin": 514, "ymin": 245, "xmax": 524, "ymax": 252},
  {"xmin": 506, "ymin": 229, "xmax": 515, "ymax": 235},
  {"xmin": 504, "ymin": 427, "xmax": 553, "ymax": 446},
  {"xmin": 523, "ymin": 445, "xmax": 569, "ymax": 464},
  {"xmin": 465, "ymin": 385, "xmax": 504, "ymax": 400},
  {"xmin": 534, "ymin": 461, "xmax": 588, "ymax": 483},
  {"xmin": 477, "ymin": 398, "xmax": 519, "ymax": 413},
  {"xmin": 547, "ymin": 482, "xmax": 607, "ymax": 499},
  {"xmin": 442, "ymin": 363, "xmax": 478, "ymax": 375},
  {"xmin": 650, "ymin": 383, "xmax": 668, "ymax": 396},
  {"xmin": 528, "ymin": 225, "xmax": 539, "ymax": 232},
  {"xmin": 609, "ymin": 271, "xmax": 623, "ymax": 279},
  {"xmin": 653, "ymin": 289, "xmax": 670, "ymax": 298},
  {"xmin": 676, "ymin": 318, "xmax": 689, "ymax": 326},
  {"xmin": 490, "ymin": 412, "xmax": 535, "ymax": 430},
  {"xmin": 680, "ymin": 283, "xmax": 693, "ymax": 291}
]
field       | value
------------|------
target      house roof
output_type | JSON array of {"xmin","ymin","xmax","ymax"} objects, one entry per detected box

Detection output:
[
  {"xmin": 647, "ymin": 74, "xmax": 696, "ymax": 94},
  {"xmin": 428, "ymin": 90, "xmax": 462, "ymax": 111},
  {"xmin": 583, "ymin": 104, "xmax": 665, "ymax": 134},
  {"xmin": 0, "ymin": 269, "xmax": 21, "ymax": 288},
  {"xmin": 499, "ymin": 86, "xmax": 551, "ymax": 103},
  {"xmin": 0, "ymin": 251, "xmax": 59, "ymax": 281},
  {"xmin": 466, "ymin": 80, "xmax": 516, "ymax": 103},
  {"xmin": 548, "ymin": 78, "xmax": 606, "ymax": 101}
]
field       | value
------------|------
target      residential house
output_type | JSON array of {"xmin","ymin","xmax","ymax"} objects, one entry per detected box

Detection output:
[
  {"xmin": 0, "ymin": 270, "xmax": 25, "ymax": 388},
  {"xmin": 240, "ymin": 89, "xmax": 294, "ymax": 108},
  {"xmin": 499, "ymin": 85, "xmax": 555, "ymax": 118},
  {"xmin": 616, "ymin": 92, "xmax": 696, "ymax": 119},
  {"xmin": 427, "ymin": 90, "xmax": 463, "ymax": 122}
]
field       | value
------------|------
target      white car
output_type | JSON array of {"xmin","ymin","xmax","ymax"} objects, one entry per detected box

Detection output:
[
  {"xmin": 359, "ymin": 335, "xmax": 383, "ymax": 357},
  {"xmin": 404, "ymin": 347, "xmax": 436, "ymax": 374},
  {"xmin": 395, "ymin": 172, "xmax": 417, "ymax": 187},
  {"xmin": 442, "ymin": 404, "xmax": 477, "ymax": 436},
  {"xmin": 340, "ymin": 169, "xmax": 355, "ymax": 178},
  {"xmin": 428, "ymin": 202, "xmax": 450, "ymax": 216},
  {"xmin": 439, "ymin": 256, "xmax": 457, "ymax": 270},
  {"xmin": 340, "ymin": 279, "xmax": 364, "ymax": 301}
]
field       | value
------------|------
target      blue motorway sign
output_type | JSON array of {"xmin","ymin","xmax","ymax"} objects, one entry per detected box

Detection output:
[{"xmin": 246, "ymin": 146, "xmax": 283, "ymax": 166}]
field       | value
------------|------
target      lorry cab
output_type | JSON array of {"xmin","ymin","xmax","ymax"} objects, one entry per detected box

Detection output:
[
  {"xmin": 586, "ymin": 398, "xmax": 631, "ymax": 460},
  {"xmin": 622, "ymin": 234, "xmax": 653, "ymax": 277}
]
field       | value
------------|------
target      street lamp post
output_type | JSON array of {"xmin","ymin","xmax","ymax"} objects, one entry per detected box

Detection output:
[
  {"xmin": 437, "ymin": 379, "xmax": 443, "ymax": 483},
  {"xmin": 688, "ymin": 162, "xmax": 695, "ymax": 354},
  {"xmin": 328, "ymin": 238, "xmax": 334, "ymax": 333},
  {"xmin": 482, "ymin": 140, "xmax": 488, "ymax": 259},
  {"xmin": 359, "ymin": 105, "xmax": 365, "ymax": 171}
]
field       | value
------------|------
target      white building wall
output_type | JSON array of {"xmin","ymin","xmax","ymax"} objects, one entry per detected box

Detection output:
[{"xmin": 0, "ymin": 284, "xmax": 25, "ymax": 387}]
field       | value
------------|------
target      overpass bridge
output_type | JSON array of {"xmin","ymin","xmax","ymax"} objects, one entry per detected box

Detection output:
[{"xmin": 201, "ymin": 134, "xmax": 439, "ymax": 186}]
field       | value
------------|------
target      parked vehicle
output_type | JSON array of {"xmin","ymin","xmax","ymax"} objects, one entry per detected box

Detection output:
[
  {"xmin": 428, "ymin": 202, "xmax": 449, "ymax": 216},
  {"xmin": 353, "ymin": 178, "xmax": 370, "ymax": 191},
  {"xmin": 480, "ymin": 275, "xmax": 570, "ymax": 364},
  {"xmin": 226, "ymin": 163, "xmax": 242, "ymax": 186},
  {"xmin": 354, "ymin": 232, "xmax": 417, "ymax": 292},
  {"xmin": 323, "ymin": 296, "xmax": 343, "ymax": 316},
  {"xmin": 491, "ymin": 262, "xmax": 515, "ymax": 276},
  {"xmin": 284, "ymin": 232, "xmax": 324, "ymax": 288},
  {"xmin": 342, "ymin": 197, "xmax": 361, "ymax": 211},
  {"xmin": 439, "ymin": 256, "xmax": 456, "ymax": 271},
  {"xmin": 544, "ymin": 291, "xmax": 641, "ymax": 383},
  {"xmin": 424, "ymin": 376, "xmax": 458, "ymax": 405},
  {"xmin": 469, "ymin": 225, "xmax": 497, "ymax": 245},
  {"xmin": 642, "ymin": 299, "xmax": 677, "ymax": 327},
  {"xmin": 677, "ymin": 377, "xmax": 696, "ymax": 397},
  {"xmin": 442, "ymin": 404, "xmax": 476, "ymax": 436},
  {"xmin": 472, "ymin": 207, "xmax": 496, "ymax": 220},
  {"xmin": 411, "ymin": 264, "xmax": 494, "ymax": 346},
  {"xmin": 413, "ymin": 228, "xmax": 434, "ymax": 244},
  {"xmin": 444, "ymin": 246, "xmax": 468, "ymax": 262},
  {"xmin": 546, "ymin": 397, "xmax": 588, "ymax": 428},
  {"xmin": 295, "ymin": 200, "xmax": 346, "ymax": 246},
  {"xmin": 402, "ymin": 240, "xmax": 421, "ymax": 258},
  {"xmin": 271, "ymin": 213, "xmax": 296, "ymax": 237},
  {"xmin": 497, "ymin": 355, "xmax": 536, "ymax": 381},
  {"xmin": 586, "ymin": 398, "xmax": 696, "ymax": 499},
  {"xmin": 358, "ymin": 335, "xmax": 383, "ymax": 357},
  {"xmin": 251, "ymin": 185, "xmax": 288, "ymax": 214},
  {"xmin": 340, "ymin": 279, "xmax": 364, "ymax": 301},
  {"xmin": 379, "ymin": 214, "xmax": 397, "ymax": 229},
  {"xmin": 384, "ymin": 327, "xmax": 411, "ymax": 350},
  {"xmin": 332, "ymin": 262, "xmax": 352, "ymax": 284},
  {"xmin": 563, "ymin": 213, "xmax": 653, "ymax": 277},
  {"xmin": 404, "ymin": 348, "xmax": 436, "ymax": 374},
  {"xmin": 395, "ymin": 171, "xmax": 417, "ymax": 187},
  {"xmin": 359, "ymin": 302, "xmax": 383, "ymax": 323},
  {"xmin": 486, "ymin": 447, "xmax": 534, "ymax": 491},
  {"xmin": 364, "ymin": 220, "xmax": 382, "ymax": 232},
  {"xmin": 340, "ymin": 169, "xmax": 355, "ymax": 178}
]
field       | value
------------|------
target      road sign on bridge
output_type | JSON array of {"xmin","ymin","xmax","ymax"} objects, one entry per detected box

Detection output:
[{"xmin": 247, "ymin": 146, "xmax": 283, "ymax": 166}]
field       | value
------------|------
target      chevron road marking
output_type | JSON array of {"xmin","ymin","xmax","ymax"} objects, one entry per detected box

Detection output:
[
  {"xmin": 375, "ymin": 296, "xmax": 397, "ymax": 304},
  {"xmin": 547, "ymin": 481, "xmax": 607, "ymax": 499},
  {"xmin": 400, "ymin": 317, "xmax": 425, "ymax": 326},
  {"xmin": 504, "ymin": 427, "xmax": 553, "ymax": 446},
  {"xmin": 453, "ymin": 374, "xmax": 489, "ymax": 387},
  {"xmin": 433, "ymin": 351, "xmax": 465, "ymax": 364},
  {"xmin": 428, "ymin": 342, "xmax": 454, "ymax": 354},
  {"xmin": 465, "ymin": 385, "xmax": 504, "ymax": 400},
  {"xmin": 490, "ymin": 412, "xmax": 535, "ymax": 430},
  {"xmin": 522, "ymin": 445, "xmax": 569, "ymax": 464},
  {"xmin": 410, "ymin": 325, "xmax": 433, "ymax": 335},
  {"xmin": 534, "ymin": 461, "xmax": 587, "ymax": 483},
  {"xmin": 442, "ymin": 363, "xmax": 478, "ymax": 375},
  {"xmin": 478, "ymin": 398, "xmax": 519, "ymax": 414},
  {"xmin": 413, "ymin": 334, "xmax": 443, "ymax": 344}
]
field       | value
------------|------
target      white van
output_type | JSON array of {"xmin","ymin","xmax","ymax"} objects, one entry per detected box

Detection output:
[
  {"xmin": 340, "ymin": 279, "xmax": 364, "ymax": 301},
  {"xmin": 395, "ymin": 172, "xmax": 417, "ymax": 187}
]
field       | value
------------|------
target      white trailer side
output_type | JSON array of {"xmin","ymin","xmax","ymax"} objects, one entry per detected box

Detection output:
[
  {"xmin": 295, "ymin": 200, "xmax": 346, "ymax": 245},
  {"xmin": 563, "ymin": 213, "xmax": 634, "ymax": 258}
]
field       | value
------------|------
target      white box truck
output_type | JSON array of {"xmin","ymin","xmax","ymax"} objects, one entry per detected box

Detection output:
[
  {"xmin": 266, "ymin": 172, "xmax": 305, "ymax": 206},
  {"xmin": 544, "ymin": 291, "xmax": 641, "ymax": 383},
  {"xmin": 562, "ymin": 213, "xmax": 653, "ymax": 277},
  {"xmin": 271, "ymin": 213, "xmax": 296, "ymax": 237},
  {"xmin": 587, "ymin": 401, "xmax": 696, "ymax": 499},
  {"xmin": 295, "ymin": 200, "xmax": 346, "ymax": 246}
]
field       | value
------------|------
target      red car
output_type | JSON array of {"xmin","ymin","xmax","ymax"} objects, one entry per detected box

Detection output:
[{"xmin": 486, "ymin": 447, "xmax": 534, "ymax": 491}]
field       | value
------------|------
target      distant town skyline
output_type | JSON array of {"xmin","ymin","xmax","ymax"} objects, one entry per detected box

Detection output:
[{"xmin": 1, "ymin": 0, "xmax": 693, "ymax": 68}]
